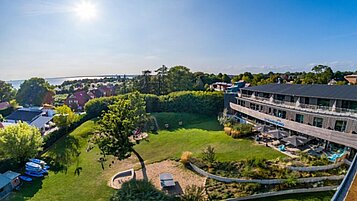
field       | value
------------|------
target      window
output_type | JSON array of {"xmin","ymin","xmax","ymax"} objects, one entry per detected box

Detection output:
[
  {"xmin": 335, "ymin": 120, "xmax": 347, "ymax": 132},
  {"xmin": 304, "ymin": 97, "xmax": 310, "ymax": 104},
  {"xmin": 317, "ymin": 99, "xmax": 330, "ymax": 107},
  {"xmin": 290, "ymin": 96, "xmax": 295, "ymax": 103},
  {"xmin": 313, "ymin": 117, "xmax": 323, "ymax": 128},
  {"xmin": 295, "ymin": 114, "xmax": 304, "ymax": 123},
  {"xmin": 277, "ymin": 94, "xmax": 285, "ymax": 101},
  {"xmin": 277, "ymin": 110, "xmax": 286, "ymax": 119},
  {"xmin": 269, "ymin": 108, "xmax": 272, "ymax": 114}
]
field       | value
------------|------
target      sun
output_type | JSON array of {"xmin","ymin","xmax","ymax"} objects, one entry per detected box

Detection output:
[{"xmin": 73, "ymin": 1, "xmax": 97, "ymax": 20}]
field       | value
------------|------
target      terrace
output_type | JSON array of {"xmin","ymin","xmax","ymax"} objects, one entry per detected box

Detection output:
[{"xmin": 239, "ymin": 93, "xmax": 357, "ymax": 118}]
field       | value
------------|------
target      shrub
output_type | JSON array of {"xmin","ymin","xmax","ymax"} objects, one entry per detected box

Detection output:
[
  {"xmin": 181, "ymin": 185, "xmax": 206, "ymax": 201},
  {"xmin": 231, "ymin": 124, "xmax": 253, "ymax": 138},
  {"xmin": 202, "ymin": 145, "xmax": 216, "ymax": 166},
  {"xmin": 84, "ymin": 91, "xmax": 224, "ymax": 118},
  {"xmin": 181, "ymin": 151, "xmax": 193, "ymax": 165},
  {"xmin": 110, "ymin": 179, "xmax": 172, "ymax": 201}
]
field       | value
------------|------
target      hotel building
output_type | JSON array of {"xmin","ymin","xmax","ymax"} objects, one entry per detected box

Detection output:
[{"xmin": 229, "ymin": 83, "xmax": 357, "ymax": 153}]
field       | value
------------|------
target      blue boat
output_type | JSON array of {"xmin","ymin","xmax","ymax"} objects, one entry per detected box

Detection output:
[
  {"xmin": 25, "ymin": 171, "xmax": 44, "ymax": 177},
  {"xmin": 19, "ymin": 175, "xmax": 33, "ymax": 182}
]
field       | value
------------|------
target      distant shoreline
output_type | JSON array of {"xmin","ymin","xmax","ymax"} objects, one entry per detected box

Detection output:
[
  {"xmin": 6, "ymin": 74, "xmax": 137, "ymax": 89},
  {"xmin": 6, "ymin": 74, "xmax": 137, "ymax": 82}
]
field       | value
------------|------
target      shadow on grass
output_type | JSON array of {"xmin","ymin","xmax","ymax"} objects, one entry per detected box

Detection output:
[
  {"xmin": 6, "ymin": 178, "xmax": 43, "ymax": 201},
  {"xmin": 43, "ymin": 135, "xmax": 81, "ymax": 174}
]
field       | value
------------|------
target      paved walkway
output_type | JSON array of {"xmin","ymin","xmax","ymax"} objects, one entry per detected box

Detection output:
[{"xmin": 345, "ymin": 173, "xmax": 357, "ymax": 201}]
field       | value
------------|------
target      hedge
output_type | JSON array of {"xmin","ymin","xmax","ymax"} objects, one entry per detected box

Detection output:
[{"xmin": 84, "ymin": 91, "xmax": 224, "ymax": 118}]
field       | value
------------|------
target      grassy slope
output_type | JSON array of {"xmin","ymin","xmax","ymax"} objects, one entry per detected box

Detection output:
[
  {"xmin": 135, "ymin": 113, "xmax": 285, "ymax": 163},
  {"xmin": 8, "ymin": 120, "xmax": 115, "ymax": 201},
  {"xmin": 7, "ymin": 113, "xmax": 332, "ymax": 201}
]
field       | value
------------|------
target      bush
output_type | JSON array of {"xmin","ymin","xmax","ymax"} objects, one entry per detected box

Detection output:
[
  {"xmin": 181, "ymin": 185, "xmax": 206, "ymax": 201},
  {"xmin": 181, "ymin": 151, "xmax": 193, "ymax": 165},
  {"xmin": 230, "ymin": 124, "xmax": 253, "ymax": 138},
  {"xmin": 202, "ymin": 145, "xmax": 216, "ymax": 166},
  {"xmin": 110, "ymin": 179, "xmax": 172, "ymax": 201},
  {"xmin": 84, "ymin": 91, "xmax": 224, "ymax": 118}
]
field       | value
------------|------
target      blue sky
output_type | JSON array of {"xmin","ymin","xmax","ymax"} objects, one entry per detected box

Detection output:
[{"xmin": 0, "ymin": 0, "xmax": 357, "ymax": 80}]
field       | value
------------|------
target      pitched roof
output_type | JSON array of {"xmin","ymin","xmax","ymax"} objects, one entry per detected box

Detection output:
[
  {"xmin": 6, "ymin": 109, "xmax": 42, "ymax": 122},
  {"xmin": 30, "ymin": 116, "xmax": 53, "ymax": 129},
  {"xmin": 2, "ymin": 171, "xmax": 20, "ymax": 180},
  {"xmin": 67, "ymin": 91, "xmax": 92, "ymax": 106},
  {"xmin": 0, "ymin": 174, "xmax": 10, "ymax": 189},
  {"xmin": 242, "ymin": 84, "xmax": 357, "ymax": 101},
  {"xmin": 0, "ymin": 102, "xmax": 11, "ymax": 110}
]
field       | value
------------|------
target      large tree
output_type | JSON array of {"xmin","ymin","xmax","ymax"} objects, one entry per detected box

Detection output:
[
  {"xmin": 167, "ymin": 66, "xmax": 195, "ymax": 92},
  {"xmin": 155, "ymin": 65, "xmax": 169, "ymax": 95},
  {"xmin": 53, "ymin": 105, "xmax": 79, "ymax": 129},
  {"xmin": 94, "ymin": 92, "xmax": 147, "ymax": 160},
  {"xmin": 0, "ymin": 122, "xmax": 43, "ymax": 162},
  {"xmin": 0, "ymin": 80, "xmax": 16, "ymax": 102},
  {"xmin": 16, "ymin": 77, "xmax": 54, "ymax": 106}
]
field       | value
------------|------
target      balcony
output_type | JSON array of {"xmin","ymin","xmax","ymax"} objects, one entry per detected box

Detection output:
[
  {"xmin": 239, "ymin": 94, "xmax": 357, "ymax": 119},
  {"xmin": 230, "ymin": 102, "xmax": 357, "ymax": 149}
]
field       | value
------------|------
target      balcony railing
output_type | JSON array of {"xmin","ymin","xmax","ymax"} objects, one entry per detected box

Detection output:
[{"xmin": 239, "ymin": 94, "xmax": 357, "ymax": 117}]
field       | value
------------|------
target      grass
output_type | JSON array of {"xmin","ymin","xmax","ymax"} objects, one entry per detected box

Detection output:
[
  {"xmin": 134, "ymin": 113, "xmax": 285, "ymax": 163},
  {"xmin": 7, "ymin": 112, "xmax": 326, "ymax": 201},
  {"xmin": 7, "ymin": 120, "xmax": 115, "ymax": 201}
]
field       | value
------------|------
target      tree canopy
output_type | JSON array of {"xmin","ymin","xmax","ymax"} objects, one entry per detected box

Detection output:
[
  {"xmin": 94, "ymin": 92, "xmax": 147, "ymax": 160},
  {"xmin": 110, "ymin": 179, "xmax": 172, "ymax": 201},
  {"xmin": 0, "ymin": 122, "xmax": 43, "ymax": 162},
  {"xmin": 53, "ymin": 105, "xmax": 79, "ymax": 129},
  {"xmin": 0, "ymin": 80, "xmax": 16, "ymax": 103},
  {"xmin": 16, "ymin": 77, "xmax": 54, "ymax": 106}
]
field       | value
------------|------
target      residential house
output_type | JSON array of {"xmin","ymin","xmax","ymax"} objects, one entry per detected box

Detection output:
[
  {"xmin": 5, "ymin": 107, "xmax": 55, "ymax": 133},
  {"xmin": 210, "ymin": 82, "xmax": 232, "ymax": 91},
  {"xmin": 344, "ymin": 74, "xmax": 357, "ymax": 85},
  {"xmin": 0, "ymin": 171, "xmax": 20, "ymax": 200},
  {"xmin": 65, "ymin": 90, "xmax": 92, "ymax": 111},
  {"xmin": 98, "ymin": 85, "xmax": 114, "ymax": 97},
  {"xmin": 0, "ymin": 102, "xmax": 10, "ymax": 111}
]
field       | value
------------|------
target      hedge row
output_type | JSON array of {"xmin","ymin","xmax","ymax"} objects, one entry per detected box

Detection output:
[{"xmin": 84, "ymin": 91, "xmax": 224, "ymax": 118}]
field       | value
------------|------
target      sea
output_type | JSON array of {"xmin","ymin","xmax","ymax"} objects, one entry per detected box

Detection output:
[{"xmin": 7, "ymin": 75, "xmax": 135, "ymax": 89}]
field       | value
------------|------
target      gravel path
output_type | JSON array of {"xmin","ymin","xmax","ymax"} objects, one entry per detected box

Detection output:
[{"xmin": 135, "ymin": 160, "xmax": 206, "ymax": 192}]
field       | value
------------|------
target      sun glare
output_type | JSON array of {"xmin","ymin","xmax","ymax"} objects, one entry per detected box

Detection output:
[{"xmin": 74, "ymin": 1, "xmax": 97, "ymax": 20}]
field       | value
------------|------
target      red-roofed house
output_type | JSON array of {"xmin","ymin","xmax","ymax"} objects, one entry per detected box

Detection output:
[
  {"xmin": 65, "ymin": 91, "xmax": 93, "ymax": 111},
  {"xmin": 0, "ymin": 102, "xmax": 11, "ymax": 110},
  {"xmin": 98, "ymin": 86, "xmax": 114, "ymax": 97}
]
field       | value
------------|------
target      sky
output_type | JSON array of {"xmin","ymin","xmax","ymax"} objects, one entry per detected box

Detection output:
[{"xmin": 0, "ymin": 0, "xmax": 357, "ymax": 80}]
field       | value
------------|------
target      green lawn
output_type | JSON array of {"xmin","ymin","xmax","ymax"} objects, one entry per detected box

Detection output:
[
  {"xmin": 7, "ymin": 112, "xmax": 328, "ymax": 201},
  {"xmin": 7, "ymin": 120, "xmax": 115, "ymax": 201},
  {"xmin": 135, "ymin": 112, "xmax": 285, "ymax": 163}
]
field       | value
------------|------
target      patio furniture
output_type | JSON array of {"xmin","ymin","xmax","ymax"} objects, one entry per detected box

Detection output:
[
  {"xmin": 160, "ymin": 173, "xmax": 175, "ymax": 188},
  {"xmin": 267, "ymin": 129, "xmax": 289, "ymax": 139},
  {"xmin": 254, "ymin": 125, "xmax": 274, "ymax": 133},
  {"xmin": 282, "ymin": 135, "xmax": 309, "ymax": 147},
  {"xmin": 279, "ymin": 145, "xmax": 286, "ymax": 151}
]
